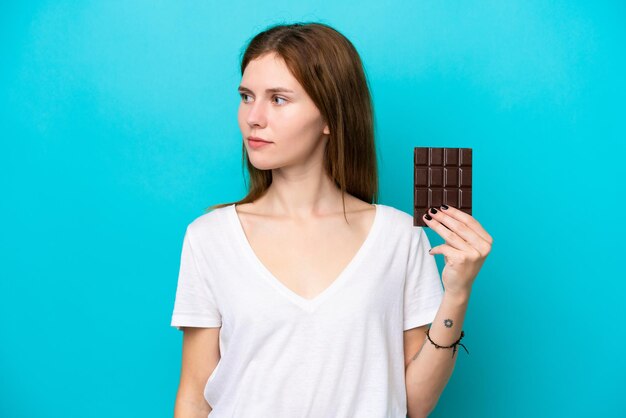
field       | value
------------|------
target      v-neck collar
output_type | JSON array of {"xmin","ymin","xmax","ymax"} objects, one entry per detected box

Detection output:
[{"xmin": 228, "ymin": 203, "xmax": 384, "ymax": 312}]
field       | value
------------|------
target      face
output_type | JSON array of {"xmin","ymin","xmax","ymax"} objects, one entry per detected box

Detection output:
[{"xmin": 237, "ymin": 52, "xmax": 330, "ymax": 171}]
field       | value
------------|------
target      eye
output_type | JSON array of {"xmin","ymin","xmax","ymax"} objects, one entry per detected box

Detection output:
[
  {"xmin": 273, "ymin": 96, "xmax": 287, "ymax": 105},
  {"xmin": 239, "ymin": 93, "xmax": 287, "ymax": 105}
]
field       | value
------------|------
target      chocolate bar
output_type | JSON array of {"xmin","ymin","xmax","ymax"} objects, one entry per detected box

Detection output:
[{"xmin": 414, "ymin": 147, "xmax": 472, "ymax": 227}]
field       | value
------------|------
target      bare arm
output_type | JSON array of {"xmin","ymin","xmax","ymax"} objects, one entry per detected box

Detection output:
[
  {"xmin": 405, "ymin": 292, "xmax": 470, "ymax": 418},
  {"xmin": 174, "ymin": 326, "xmax": 221, "ymax": 418}
]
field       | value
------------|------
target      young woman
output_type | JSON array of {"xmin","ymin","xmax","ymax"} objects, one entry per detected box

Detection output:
[{"xmin": 171, "ymin": 22, "xmax": 493, "ymax": 418}]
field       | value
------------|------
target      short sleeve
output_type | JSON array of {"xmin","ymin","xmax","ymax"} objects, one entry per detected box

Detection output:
[
  {"xmin": 403, "ymin": 226, "xmax": 444, "ymax": 331},
  {"xmin": 170, "ymin": 225, "xmax": 222, "ymax": 331}
]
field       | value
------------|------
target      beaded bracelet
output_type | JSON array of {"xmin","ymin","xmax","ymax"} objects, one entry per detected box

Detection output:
[{"xmin": 425, "ymin": 327, "xmax": 470, "ymax": 358}]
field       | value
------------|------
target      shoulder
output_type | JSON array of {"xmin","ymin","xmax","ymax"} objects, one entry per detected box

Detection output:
[
  {"xmin": 377, "ymin": 203, "xmax": 415, "ymax": 228},
  {"xmin": 377, "ymin": 203, "xmax": 425, "ymax": 241},
  {"xmin": 186, "ymin": 204, "xmax": 233, "ymax": 239}
]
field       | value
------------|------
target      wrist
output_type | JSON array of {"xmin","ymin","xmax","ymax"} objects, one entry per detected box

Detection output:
[{"xmin": 444, "ymin": 290, "xmax": 471, "ymax": 304}]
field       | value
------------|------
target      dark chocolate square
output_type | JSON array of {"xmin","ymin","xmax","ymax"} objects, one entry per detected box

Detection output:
[{"xmin": 414, "ymin": 147, "xmax": 472, "ymax": 227}]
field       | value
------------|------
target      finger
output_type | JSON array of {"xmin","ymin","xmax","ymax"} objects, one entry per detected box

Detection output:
[
  {"xmin": 438, "ymin": 204, "xmax": 493, "ymax": 244},
  {"xmin": 428, "ymin": 242, "xmax": 463, "ymax": 260},
  {"xmin": 427, "ymin": 207, "xmax": 491, "ymax": 256},
  {"xmin": 422, "ymin": 211, "xmax": 476, "ymax": 254}
]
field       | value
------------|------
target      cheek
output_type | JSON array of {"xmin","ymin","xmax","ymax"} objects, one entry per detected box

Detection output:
[
  {"xmin": 237, "ymin": 105, "xmax": 246, "ymax": 126},
  {"xmin": 281, "ymin": 106, "xmax": 320, "ymax": 134},
  {"xmin": 277, "ymin": 112, "xmax": 302, "ymax": 135}
]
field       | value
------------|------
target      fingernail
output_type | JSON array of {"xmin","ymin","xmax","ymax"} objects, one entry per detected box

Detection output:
[
  {"xmin": 430, "ymin": 207, "xmax": 438, "ymax": 214},
  {"xmin": 424, "ymin": 213, "xmax": 432, "ymax": 220},
  {"xmin": 441, "ymin": 204, "xmax": 449, "ymax": 210}
]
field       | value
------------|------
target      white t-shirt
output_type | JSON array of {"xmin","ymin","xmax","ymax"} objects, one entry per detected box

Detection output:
[{"xmin": 170, "ymin": 203, "xmax": 444, "ymax": 418}]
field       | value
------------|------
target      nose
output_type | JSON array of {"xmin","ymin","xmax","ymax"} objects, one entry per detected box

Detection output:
[{"xmin": 245, "ymin": 99, "xmax": 267, "ymax": 128}]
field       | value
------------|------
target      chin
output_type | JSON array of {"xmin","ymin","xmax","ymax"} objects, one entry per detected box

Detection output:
[{"xmin": 248, "ymin": 158, "xmax": 281, "ymax": 171}]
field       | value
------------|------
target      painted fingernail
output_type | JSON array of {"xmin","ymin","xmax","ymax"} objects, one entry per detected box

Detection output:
[
  {"xmin": 441, "ymin": 204, "xmax": 449, "ymax": 210},
  {"xmin": 424, "ymin": 213, "xmax": 432, "ymax": 220},
  {"xmin": 430, "ymin": 207, "xmax": 438, "ymax": 214}
]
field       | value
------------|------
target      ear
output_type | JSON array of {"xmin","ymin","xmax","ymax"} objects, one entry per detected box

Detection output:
[{"xmin": 323, "ymin": 124, "xmax": 330, "ymax": 135}]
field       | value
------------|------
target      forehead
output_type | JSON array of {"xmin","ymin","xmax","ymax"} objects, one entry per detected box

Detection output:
[{"xmin": 240, "ymin": 53, "xmax": 301, "ymax": 92}]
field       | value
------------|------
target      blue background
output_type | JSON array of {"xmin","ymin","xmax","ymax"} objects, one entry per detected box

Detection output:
[{"xmin": 1, "ymin": 1, "xmax": 624, "ymax": 417}]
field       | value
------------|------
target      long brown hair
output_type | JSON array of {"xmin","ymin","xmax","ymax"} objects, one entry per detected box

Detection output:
[{"xmin": 206, "ymin": 22, "xmax": 378, "ymax": 221}]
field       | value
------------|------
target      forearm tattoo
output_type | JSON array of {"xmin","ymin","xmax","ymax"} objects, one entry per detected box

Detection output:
[{"xmin": 409, "ymin": 319, "xmax": 455, "ymax": 365}]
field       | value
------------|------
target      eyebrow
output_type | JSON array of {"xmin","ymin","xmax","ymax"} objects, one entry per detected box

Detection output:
[{"xmin": 237, "ymin": 85, "xmax": 295, "ymax": 94}]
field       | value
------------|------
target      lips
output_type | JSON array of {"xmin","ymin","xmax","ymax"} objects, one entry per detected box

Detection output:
[
  {"xmin": 248, "ymin": 136, "xmax": 271, "ymax": 143},
  {"xmin": 247, "ymin": 136, "xmax": 272, "ymax": 149}
]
